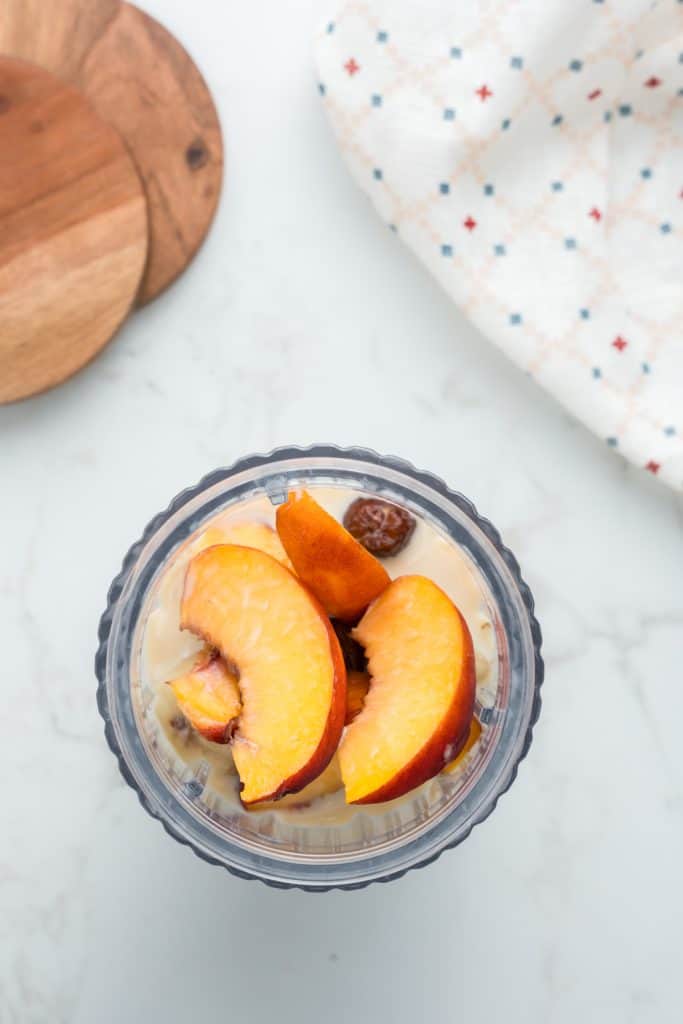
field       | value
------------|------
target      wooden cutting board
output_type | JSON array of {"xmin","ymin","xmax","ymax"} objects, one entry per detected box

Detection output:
[
  {"xmin": 78, "ymin": 3, "xmax": 224, "ymax": 305},
  {"xmin": 0, "ymin": 0, "xmax": 120, "ymax": 79},
  {"xmin": 0, "ymin": 0, "xmax": 224, "ymax": 306},
  {"xmin": 0, "ymin": 58, "xmax": 148, "ymax": 404}
]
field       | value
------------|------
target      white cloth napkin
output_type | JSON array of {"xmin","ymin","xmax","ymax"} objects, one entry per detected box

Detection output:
[{"xmin": 316, "ymin": 0, "xmax": 683, "ymax": 490}]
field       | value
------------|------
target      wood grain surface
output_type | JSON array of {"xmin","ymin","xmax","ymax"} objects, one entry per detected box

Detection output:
[
  {"xmin": 0, "ymin": 58, "xmax": 148, "ymax": 404},
  {"xmin": 0, "ymin": 0, "xmax": 223, "ymax": 306},
  {"xmin": 78, "ymin": 3, "xmax": 224, "ymax": 305},
  {"xmin": 0, "ymin": 0, "xmax": 120, "ymax": 79}
]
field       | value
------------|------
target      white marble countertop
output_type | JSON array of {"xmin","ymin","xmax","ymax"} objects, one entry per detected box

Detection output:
[{"xmin": 1, "ymin": 1, "xmax": 682, "ymax": 1021}]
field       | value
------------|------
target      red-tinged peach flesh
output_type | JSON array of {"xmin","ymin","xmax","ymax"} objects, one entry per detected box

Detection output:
[
  {"xmin": 168, "ymin": 651, "xmax": 241, "ymax": 743},
  {"xmin": 180, "ymin": 544, "xmax": 346, "ymax": 805},
  {"xmin": 276, "ymin": 490, "xmax": 390, "ymax": 622},
  {"xmin": 339, "ymin": 575, "xmax": 476, "ymax": 804}
]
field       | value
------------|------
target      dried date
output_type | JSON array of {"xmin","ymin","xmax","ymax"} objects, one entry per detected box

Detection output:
[{"xmin": 343, "ymin": 498, "xmax": 416, "ymax": 557}]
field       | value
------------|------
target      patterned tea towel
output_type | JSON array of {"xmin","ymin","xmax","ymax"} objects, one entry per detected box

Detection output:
[{"xmin": 315, "ymin": 0, "xmax": 683, "ymax": 490}]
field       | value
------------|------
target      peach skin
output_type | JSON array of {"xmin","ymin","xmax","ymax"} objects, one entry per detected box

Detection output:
[
  {"xmin": 276, "ymin": 490, "xmax": 390, "ymax": 621},
  {"xmin": 339, "ymin": 575, "xmax": 476, "ymax": 804}
]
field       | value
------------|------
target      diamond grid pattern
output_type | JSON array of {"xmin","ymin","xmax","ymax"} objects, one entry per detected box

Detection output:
[{"xmin": 316, "ymin": 0, "xmax": 683, "ymax": 488}]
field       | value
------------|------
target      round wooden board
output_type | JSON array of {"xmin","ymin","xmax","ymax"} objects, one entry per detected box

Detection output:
[
  {"xmin": 78, "ymin": 3, "xmax": 223, "ymax": 305},
  {"xmin": 0, "ymin": 58, "xmax": 148, "ymax": 404},
  {"xmin": 0, "ymin": 1, "xmax": 224, "ymax": 307},
  {"xmin": 0, "ymin": 0, "xmax": 120, "ymax": 79}
]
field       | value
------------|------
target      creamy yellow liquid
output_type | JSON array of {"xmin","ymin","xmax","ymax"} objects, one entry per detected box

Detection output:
[{"xmin": 142, "ymin": 486, "xmax": 497, "ymax": 825}]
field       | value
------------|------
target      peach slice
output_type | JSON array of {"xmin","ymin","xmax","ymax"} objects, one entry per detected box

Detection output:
[
  {"xmin": 443, "ymin": 717, "xmax": 482, "ymax": 775},
  {"xmin": 276, "ymin": 490, "xmax": 390, "ymax": 621},
  {"xmin": 197, "ymin": 521, "xmax": 293, "ymax": 569},
  {"xmin": 338, "ymin": 575, "xmax": 476, "ymax": 804},
  {"xmin": 168, "ymin": 651, "xmax": 241, "ymax": 744},
  {"xmin": 180, "ymin": 544, "xmax": 346, "ymax": 804},
  {"xmin": 257, "ymin": 756, "xmax": 343, "ymax": 810},
  {"xmin": 171, "ymin": 657, "xmax": 368, "ymax": 738}
]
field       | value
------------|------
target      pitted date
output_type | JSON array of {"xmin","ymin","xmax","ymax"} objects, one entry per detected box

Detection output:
[{"xmin": 343, "ymin": 498, "xmax": 416, "ymax": 557}]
